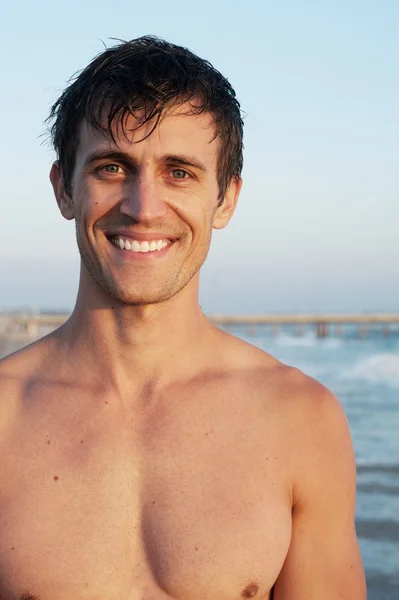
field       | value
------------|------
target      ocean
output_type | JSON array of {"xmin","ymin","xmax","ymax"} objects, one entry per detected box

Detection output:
[{"xmin": 1, "ymin": 323, "xmax": 398, "ymax": 599}]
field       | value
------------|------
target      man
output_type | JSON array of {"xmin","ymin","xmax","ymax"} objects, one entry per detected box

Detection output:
[{"xmin": 0, "ymin": 36, "xmax": 366, "ymax": 599}]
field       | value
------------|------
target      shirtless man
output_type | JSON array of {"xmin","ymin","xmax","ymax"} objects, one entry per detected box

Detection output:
[{"xmin": 0, "ymin": 36, "xmax": 366, "ymax": 600}]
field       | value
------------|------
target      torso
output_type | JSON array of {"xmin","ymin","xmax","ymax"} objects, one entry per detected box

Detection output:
[{"xmin": 0, "ymin": 332, "xmax": 298, "ymax": 600}]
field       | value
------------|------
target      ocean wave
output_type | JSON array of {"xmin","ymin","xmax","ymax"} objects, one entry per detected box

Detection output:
[
  {"xmin": 357, "ymin": 463, "xmax": 399, "ymax": 476},
  {"xmin": 344, "ymin": 353, "xmax": 399, "ymax": 387},
  {"xmin": 356, "ymin": 518, "xmax": 399, "ymax": 543},
  {"xmin": 322, "ymin": 337, "xmax": 344, "ymax": 349},
  {"xmin": 272, "ymin": 333, "xmax": 344, "ymax": 349},
  {"xmin": 357, "ymin": 482, "xmax": 399, "ymax": 496},
  {"xmin": 275, "ymin": 333, "xmax": 317, "ymax": 347}
]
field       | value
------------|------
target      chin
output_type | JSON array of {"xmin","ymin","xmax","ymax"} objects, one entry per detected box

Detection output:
[
  {"xmin": 108, "ymin": 288, "xmax": 177, "ymax": 307},
  {"xmin": 97, "ymin": 275, "xmax": 185, "ymax": 307},
  {"xmin": 80, "ymin": 252, "xmax": 198, "ymax": 307}
]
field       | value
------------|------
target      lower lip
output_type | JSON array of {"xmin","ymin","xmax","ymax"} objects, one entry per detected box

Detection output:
[{"xmin": 109, "ymin": 240, "xmax": 175, "ymax": 260}]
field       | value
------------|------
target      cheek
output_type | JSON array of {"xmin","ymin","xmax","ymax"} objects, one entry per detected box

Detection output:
[
  {"xmin": 173, "ymin": 202, "xmax": 213, "ymax": 242},
  {"xmin": 168, "ymin": 185, "xmax": 218, "ymax": 225},
  {"xmin": 74, "ymin": 181, "xmax": 123, "ymax": 219}
]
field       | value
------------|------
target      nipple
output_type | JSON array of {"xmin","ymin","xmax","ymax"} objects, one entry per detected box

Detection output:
[{"xmin": 241, "ymin": 582, "xmax": 259, "ymax": 598}]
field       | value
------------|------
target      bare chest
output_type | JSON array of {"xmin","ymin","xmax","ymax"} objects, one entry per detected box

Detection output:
[{"xmin": 0, "ymin": 397, "xmax": 292, "ymax": 600}]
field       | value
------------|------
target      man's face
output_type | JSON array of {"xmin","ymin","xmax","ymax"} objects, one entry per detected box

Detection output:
[{"xmin": 51, "ymin": 105, "xmax": 240, "ymax": 306}]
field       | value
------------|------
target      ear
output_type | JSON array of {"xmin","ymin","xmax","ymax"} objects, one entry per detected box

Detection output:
[
  {"xmin": 49, "ymin": 161, "xmax": 75, "ymax": 220},
  {"xmin": 212, "ymin": 177, "xmax": 242, "ymax": 230}
]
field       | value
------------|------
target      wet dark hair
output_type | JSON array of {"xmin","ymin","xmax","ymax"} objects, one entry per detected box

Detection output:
[{"xmin": 47, "ymin": 35, "xmax": 244, "ymax": 202}]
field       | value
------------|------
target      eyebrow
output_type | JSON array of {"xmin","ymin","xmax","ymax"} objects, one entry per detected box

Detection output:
[
  {"xmin": 162, "ymin": 154, "xmax": 207, "ymax": 173},
  {"xmin": 84, "ymin": 150, "xmax": 207, "ymax": 173},
  {"xmin": 84, "ymin": 150, "xmax": 134, "ymax": 167}
]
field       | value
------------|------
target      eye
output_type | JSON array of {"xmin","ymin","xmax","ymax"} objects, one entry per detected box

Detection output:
[
  {"xmin": 102, "ymin": 164, "xmax": 123, "ymax": 174},
  {"xmin": 171, "ymin": 169, "xmax": 188, "ymax": 180}
]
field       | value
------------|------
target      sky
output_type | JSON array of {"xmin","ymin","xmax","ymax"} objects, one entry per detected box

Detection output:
[{"xmin": 0, "ymin": 0, "xmax": 398, "ymax": 314}]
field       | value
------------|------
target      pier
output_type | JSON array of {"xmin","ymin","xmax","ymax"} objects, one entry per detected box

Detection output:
[
  {"xmin": 210, "ymin": 313, "xmax": 399, "ymax": 338},
  {"xmin": 1, "ymin": 312, "xmax": 399, "ymax": 341}
]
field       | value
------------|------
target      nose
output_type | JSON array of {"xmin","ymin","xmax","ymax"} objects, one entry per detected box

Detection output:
[{"xmin": 119, "ymin": 170, "xmax": 167, "ymax": 224}]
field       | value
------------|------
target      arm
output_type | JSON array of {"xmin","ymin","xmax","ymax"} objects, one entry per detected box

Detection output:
[{"xmin": 274, "ymin": 383, "xmax": 366, "ymax": 599}]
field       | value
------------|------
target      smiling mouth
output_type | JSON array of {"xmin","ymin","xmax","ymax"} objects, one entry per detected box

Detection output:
[{"xmin": 108, "ymin": 235, "xmax": 174, "ymax": 253}]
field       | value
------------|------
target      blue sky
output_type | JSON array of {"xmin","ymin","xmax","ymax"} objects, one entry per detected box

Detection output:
[{"xmin": 1, "ymin": 0, "xmax": 398, "ymax": 313}]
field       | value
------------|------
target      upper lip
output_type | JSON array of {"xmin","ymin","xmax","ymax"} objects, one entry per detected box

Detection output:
[{"xmin": 106, "ymin": 231, "xmax": 178, "ymax": 242}]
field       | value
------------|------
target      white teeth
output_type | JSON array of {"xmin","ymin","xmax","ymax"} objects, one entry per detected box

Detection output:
[
  {"xmin": 141, "ymin": 241, "xmax": 150, "ymax": 253},
  {"xmin": 115, "ymin": 237, "xmax": 171, "ymax": 253}
]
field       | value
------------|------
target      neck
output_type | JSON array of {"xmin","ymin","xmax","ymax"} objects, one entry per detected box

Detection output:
[{"xmin": 56, "ymin": 269, "xmax": 215, "ymax": 396}]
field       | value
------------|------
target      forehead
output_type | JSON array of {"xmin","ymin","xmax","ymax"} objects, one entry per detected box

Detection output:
[{"xmin": 76, "ymin": 104, "xmax": 219, "ymax": 165}]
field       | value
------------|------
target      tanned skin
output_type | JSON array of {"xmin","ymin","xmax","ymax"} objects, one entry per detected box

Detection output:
[{"xmin": 0, "ymin": 105, "xmax": 366, "ymax": 600}]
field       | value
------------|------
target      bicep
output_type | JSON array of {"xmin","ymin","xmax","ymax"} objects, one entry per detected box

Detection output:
[
  {"xmin": 273, "ymin": 387, "xmax": 366, "ymax": 600},
  {"xmin": 274, "ymin": 508, "xmax": 365, "ymax": 599}
]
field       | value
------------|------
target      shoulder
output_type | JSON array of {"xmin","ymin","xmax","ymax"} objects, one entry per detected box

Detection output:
[
  {"xmin": 273, "ymin": 366, "xmax": 356, "ymax": 510},
  {"xmin": 213, "ymin": 324, "xmax": 346, "ymax": 405},
  {"xmin": 211, "ymin": 325, "xmax": 330, "ymax": 403},
  {"xmin": 0, "ymin": 337, "xmax": 53, "ymax": 410},
  {"xmin": 210, "ymin": 325, "xmax": 285, "ymax": 375},
  {"xmin": 0, "ymin": 347, "xmax": 31, "ymax": 450},
  {"xmin": 0, "ymin": 337, "xmax": 44, "ymax": 375},
  {"xmin": 213, "ymin": 325, "xmax": 333, "ymax": 407},
  {"xmin": 270, "ymin": 359, "xmax": 348, "ymax": 429},
  {"xmin": 0, "ymin": 345, "xmax": 32, "ymax": 412},
  {"xmin": 256, "ymin": 356, "xmax": 356, "ymax": 523},
  {"xmin": 213, "ymin": 325, "xmax": 349, "ymax": 432},
  {"xmin": 257, "ymin": 350, "xmax": 352, "ymax": 480},
  {"xmin": 215, "ymin": 329, "xmax": 354, "ymax": 495},
  {"xmin": 229, "ymin": 332, "xmax": 350, "ymax": 441}
]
